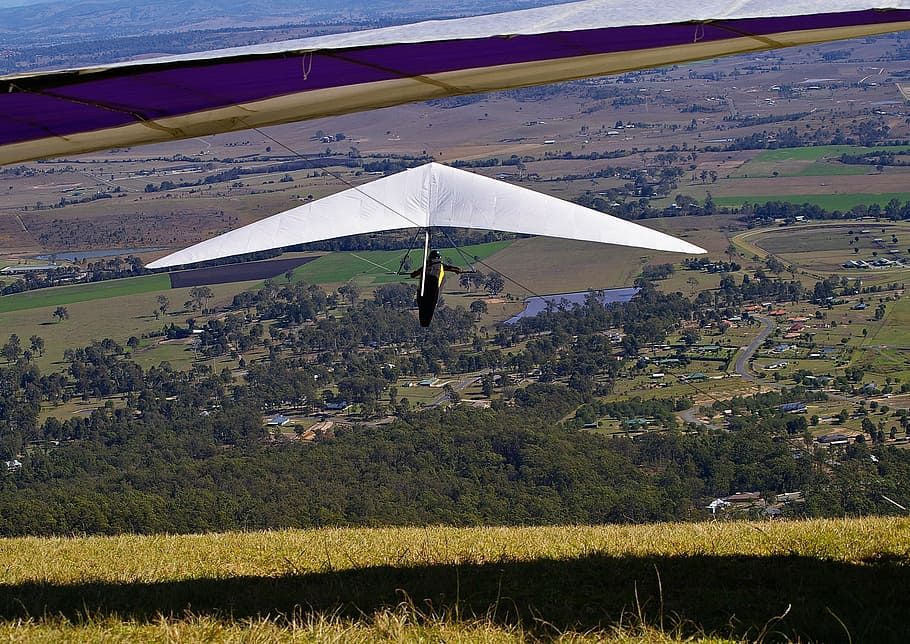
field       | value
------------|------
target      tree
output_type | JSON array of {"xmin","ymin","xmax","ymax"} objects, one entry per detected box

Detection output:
[
  {"xmin": 156, "ymin": 295, "xmax": 170, "ymax": 316},
  {"xmin": 29, "ymin": 335, "xmax": 44, "ymax": 357},
  {"xmin": 53, "ymin": 306, "xmax": 69, "ymax": 323},
  {"xmin": 470, "ymin": 299, "xmax": 488, "ymax": 318},
  {"xmin": 338, "ymin": 281, "xmax": 361, "ymax": 305},
  {"xmin": 187, "ymin": 286, "xmax": 213, "ymax": 313},
  {"xmin": 1, "ymin": 334, "xmax": 21, "ymax": 363},
  {"xmin": 485, "ymin": 272, "xmax": 505, "ymax": 295},
  {"xmin": 443, "ymin": 383, "xmax": 460, "ymax": 405}
]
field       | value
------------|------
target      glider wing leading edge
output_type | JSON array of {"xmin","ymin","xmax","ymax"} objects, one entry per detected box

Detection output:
[
  {"xmin": 146, "ymin": 163, "xmax": 705, "ymax": 270},
  {"xmin": 2, "ymin": 1, "xmax": 910, "ymax": 165}
]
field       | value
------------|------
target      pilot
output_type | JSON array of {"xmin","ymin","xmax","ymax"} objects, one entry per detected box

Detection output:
[{"xmin": 410, "ymin": 250, "xmax": 461, "ymax": 326}]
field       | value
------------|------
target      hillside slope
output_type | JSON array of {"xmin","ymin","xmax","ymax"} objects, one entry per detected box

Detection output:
[{"xmin": 0, "ymin": 518, "xmax": 907, "ymax": 642}]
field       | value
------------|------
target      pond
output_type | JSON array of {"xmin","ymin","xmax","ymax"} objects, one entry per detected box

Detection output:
[{"xmin": 504, "ymin": 287, "xmax": 639, "ymax": 324}]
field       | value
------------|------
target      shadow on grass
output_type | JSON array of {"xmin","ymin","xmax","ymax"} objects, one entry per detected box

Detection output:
[{"xmin": 1, "ymin": 553, "xmax": 908, "ymax": 641}]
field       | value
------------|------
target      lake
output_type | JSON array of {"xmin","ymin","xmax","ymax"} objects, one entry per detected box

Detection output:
[{"xmin": 504, "ymin": 287, "xmax": 639, "ymax": 324}]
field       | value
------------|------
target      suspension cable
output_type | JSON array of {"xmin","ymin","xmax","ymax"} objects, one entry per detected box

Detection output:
[{"xmin": 252, "ymin": 126, "xmax": 565, "ymax": 307}]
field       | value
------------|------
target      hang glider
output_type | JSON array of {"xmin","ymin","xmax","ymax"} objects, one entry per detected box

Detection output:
[
  {"xmin": 146, "ymin": 162, "xmax": 705, "ymax": 270},
  {"xmin": 3, "ymin": 1, "xmax": 910, "ymax": 165}
]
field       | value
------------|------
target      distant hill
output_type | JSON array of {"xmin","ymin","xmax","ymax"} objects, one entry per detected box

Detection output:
[{"xmin": 0, "ymin": 0, "xmax": 562, "ymax": 46}]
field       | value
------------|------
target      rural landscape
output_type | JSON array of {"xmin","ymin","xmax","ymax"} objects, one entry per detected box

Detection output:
[{"xmin": 1, "ymin": 1, "xmax": 910, "ymax": 641}]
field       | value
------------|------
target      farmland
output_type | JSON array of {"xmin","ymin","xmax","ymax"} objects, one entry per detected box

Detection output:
[
  {"xmin": 3, "ymin": 29, "xmax": 910, "ymax": 429},
  {"xmin": 0, "ymin": 274, "xmax": 171, "ymax": 313}
]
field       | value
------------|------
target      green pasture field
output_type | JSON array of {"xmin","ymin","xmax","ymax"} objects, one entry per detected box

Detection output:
[
  {"xmin": 0, "ymin": 273, "xmax": 172, "ymax": 313},
  {"xmin": 750, "ymin": 145, "xmax": 910, "ymax": 162},
  {"xmin": 864, "ymin": 296, "xmax": 910, "ymax": 350},
  {"xmin": 3, "ymin": 519, "xmax": 906, "ymax": 642},
  {"xmin": 713, "ymin": 192, "xmax": 910, "ymax": 210},
  {"xmin": 36, "ymin": 395, "xmax": 128, "ymax": 425},
  {"xmin": 0, "ymin": 281, "xmax": 255, "ymax": 372},
  {"xmin": 293, "ymin": 241, "xmax": 513, "ymax": 286},
  {"xmin": 731, "ymin": 159, "xmax": 869, "ymax": 179},
  {"xmin": 851, "ymin": 345, "xmax": 910, "ymax": 384},
  {"xmin": 611, "ymin": 372, "xmax": 746, "ymax": 403},
  {"xmin": 789, "ymin": 161, "xmax": 870, "ymax": 176}
]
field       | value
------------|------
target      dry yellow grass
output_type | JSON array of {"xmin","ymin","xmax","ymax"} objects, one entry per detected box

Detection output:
[{"xmin": 0, "ymin": 519, "xmax": 907, "ymax": 642}]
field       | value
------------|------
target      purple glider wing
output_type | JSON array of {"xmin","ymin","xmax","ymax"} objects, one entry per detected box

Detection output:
[{"xmin": 2, "ymin": 0, "xmax": 910, "ymax": 164}]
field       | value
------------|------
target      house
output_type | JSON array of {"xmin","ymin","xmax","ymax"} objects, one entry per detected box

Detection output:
[
  {"xmin": 779, "ymin": 402, "xmax": 807, "ymax": 413},
  {"xmin": 266, "ymin": 415, "xmax": 291, "ymax": 426},
  {"xmin": 706, "ymin": 498, "xmax": 728, "ymax": 514},
  {"xmin": 683, "ymin": 373, "xmax": 707, "ymax": 381},
  {"xmin": 817, "ymin": 433, "xmax": 850, "ymax": 445},
  {"xmin": 1, "ymin": 264, "xmax": 62, "ymax": 274},
  {"xmin": 3, "ymin": 460, "xmax": 22, "ymax": 473},
  {"xmin": 723, "ymin": 491, "xmax": 762, "ymax": 503},
  {"xmin": 418, "ymin": 377, "xmax": 439, "ymax": 386},
  {"xmin": 324, "ymin": 401, "xmax": 350, "ymax": 411}
]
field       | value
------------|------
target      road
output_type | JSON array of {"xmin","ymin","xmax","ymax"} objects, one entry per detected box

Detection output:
[
  {"xmin": 734, "ymin": 315, "xmax": 774, "ymax": 382},
  {"xmin": 426, "ymin": 370, "xmax": 489, "ymax": 408},
  {"xmin": 682, "ymin": 315, "xmax": 773, "ymax": 427}
]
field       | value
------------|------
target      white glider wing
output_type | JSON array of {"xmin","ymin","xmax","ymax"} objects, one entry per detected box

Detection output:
[{"xmin": 146, "ymin": 163, "xmax": 705, "ymax": 268}]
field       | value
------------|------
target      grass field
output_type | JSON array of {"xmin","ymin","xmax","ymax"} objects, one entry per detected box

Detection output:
[
  {"xmin": 294, "ymin": 241, "xmax": 514, "ymax": 286},
  {"xmin": 733, "ymin": 222, "xmax": 910, "ymax": 286},
  {"xmin": 0, "ymin": 519, "xmax": 907, "ymax": 642},
  {"xmin": 865, "ymin": 296, "xmax": 910, "ymax": 349},
  {"xmin": 749, "ymin": 145, "xmax": 910, "ymax": 162},
  {"xmin": 713, "ymin": 192, "xmax": 910, "ymax": 210},
  {"xmin": 789, "ymin": 161, "xmax": 869, "ymax": 177},
  {"xmin": 0, "ymin": 280, "xmax": 256, "ymax": 372},
  {"xmin": 0, "ymin": 273, "xmax": 172, "ymax": 313}
]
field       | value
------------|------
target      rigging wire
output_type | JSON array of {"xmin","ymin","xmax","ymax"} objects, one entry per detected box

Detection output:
[
  {"xmin": 346, "ymin": 252, "xmax": 399, "ymax": 273},
  {"xmin": 251, "ymin": 125, "xmax": 560, "ymax": 305},
  {"xmin": 253, "ymin": 127, "xmax": 425, "ymax": 232},
  {"xmin": 396, "ymin": 228, "xmax": 424, "ymax": 275}
]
